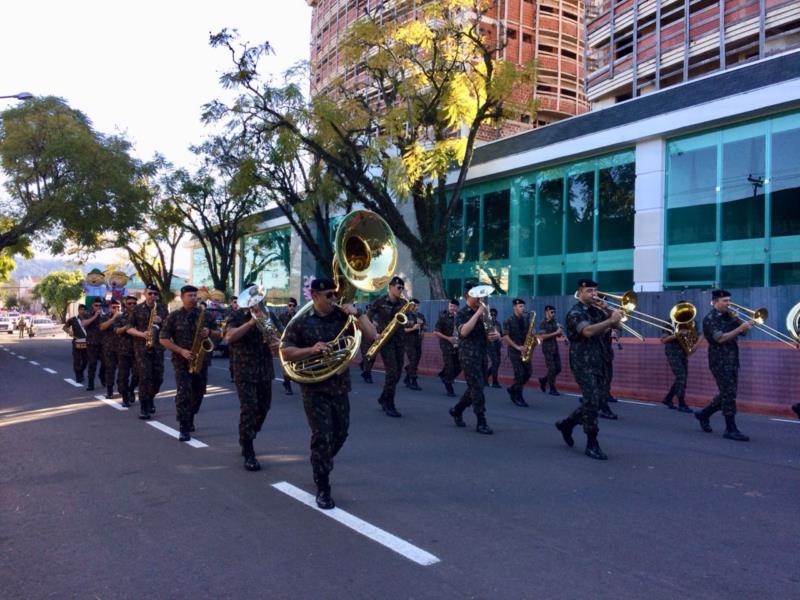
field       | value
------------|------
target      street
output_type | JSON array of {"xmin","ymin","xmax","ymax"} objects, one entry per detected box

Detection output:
[{"xmin": 1, "ymin": 335, "xmax": 799, "ymax": 599}]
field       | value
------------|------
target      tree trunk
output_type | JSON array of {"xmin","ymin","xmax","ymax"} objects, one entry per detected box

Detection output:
[{"xmin": 428, "ymin": 267, "xmax": 447, "ymax": 300}]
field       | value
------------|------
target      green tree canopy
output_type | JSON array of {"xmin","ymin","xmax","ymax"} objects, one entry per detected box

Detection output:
[
  {"xmin": 0, "ymin": 96, "xmax": 148, "ymax": 254},
  {"xmin": 32, "ymin": 270, "xmax": 84, "ymax": 322}
]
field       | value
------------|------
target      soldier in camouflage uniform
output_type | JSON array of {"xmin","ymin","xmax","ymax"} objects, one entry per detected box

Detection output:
[
  {"xmin": 486, "ymin": 308, "xmax": 502, "ymax": 388},
  {"xmin": 115, "ymin": 296, "xmax": 138, "ymax": 407},
  {"xmin": 433, "ymin": 299, "xmax": 461, "ymax": 397},
  {"xmin": 694, "ymin": 290, "xmax": 752, "ymax": 441},
  {"xmin": 127, "ymin": 284, "xmax": 169, "ymax": 419},
  {"xmin": 277, "ymin": 298, "xmax": 297, "ymax": 396},
  {"xmin": 225, "ymin": 299, "xmax": 279, "ymax": 472},
  {"xmin": 448, "ymin": 283, "xmax": 501, "ymax": 434},
  {"xmin": 660, "ymin": 330, "xmax": 692, "ymax": 413},
  {"xmin": 537, "ymin": 305, "xmax": 563, "ymax": 395},
  {"xmin": 598, "ymin": 329, "xmax": 619, "ymax": 420},
  {"xmin": 402, "ymin": 299, "xmax": 424, "ymax": 391},
  {"xmin": 99, "ymin": 299, "xmax": 123, "ymax": 399},
  {"xmin": 367, "ymin": 276, "xmax": 408, "ymax": 418},
  {"xmin": 83, "ymin": 298, "xmax": 105, "ymax": 391},
  {"xmin": 159, "ymin": 285, "xmax": 222, "ymax": 442},
  {"xmin": 502, "ymin": 298, "xmax": 532, "ymax": 407},
  {"xmin": 555, "ymin": 279, "xmax": 623, "ymax": 460},
  {"xmin": 62, "ymin": 304, "xmax": 88, "ymax": 383},
  {"xmin": 281, "ymin": 277, "xmax": 377, "ymax": 510}
]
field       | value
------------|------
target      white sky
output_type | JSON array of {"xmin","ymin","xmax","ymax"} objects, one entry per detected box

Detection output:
[{"xmin": 2, "ymin": 0, "xmax": 312, "ymax": 271}]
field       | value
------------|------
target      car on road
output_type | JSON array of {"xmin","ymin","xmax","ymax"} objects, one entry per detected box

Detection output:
[
  {"xmin": 27, "ymin": 317, "xmax": 62, "ymax": 338},
  {"xmin": 0, "ymin": 315, "xmax": 13, "ymax": 334}
]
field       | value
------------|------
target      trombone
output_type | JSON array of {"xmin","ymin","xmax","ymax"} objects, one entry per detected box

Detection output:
[
  {"xmin": 728, "ymin": 302, "xmax": 799, "ymax": 349},
  {"xmin": 595, "ymin": 290, "xmax": 679, "ymax": 339},
  {"xmin": 574, "ymin": 290, "xmax": 643, "ymax": 340}
]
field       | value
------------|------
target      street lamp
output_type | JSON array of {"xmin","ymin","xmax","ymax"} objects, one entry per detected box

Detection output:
[{"xmin": 0, "ymin": 92, "xmax": 33, "ymax": 100}]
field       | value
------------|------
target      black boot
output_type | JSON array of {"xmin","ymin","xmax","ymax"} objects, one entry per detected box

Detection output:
[
  {"xmin": 138, "ymin": 399, "xmax": 151, "ymax": 420},
  {"xmin": 584, "ymin": 429, "xmax": 608, "ymax": 460},
  {"xmin": 403, "ymin": 374, "xmax": 410, "ymax": 387},
  {"xmin": 445, "ymin": 382, "xmax": 456, "ymax": 397},
  {"xmin": 448, "ymin": 407, "xmax": 466, "ymax": 428},
  {"xmin": 316, "ymin": 487, "xmax": 335, "ymax": 510},
  {"xmin": 555, "ymin": 419, "xmax": 575, "ymax": 447},
  {"xmin": 475, "ymin": 414, "xmax": 493, "ymax": 435},
  {"xmin": 539, "ymin": 377, "xmax": 547, "ymax": 393},
  {"xmin": 695, "ymin": 408, "xmax": 713, "ymax": 433},
  {"xmin": 86, "ymin": 378, "xmax": 95, "ymax": 391},
  {"xmin": 723, "ymin": 415, "xmax": 749, "ymax": 441},
  {"xmin": 792, "ymin": 403, "xmax": 800, "ymax": 420},
  {"xmin": 491, "ymin": 378, "xmax": 501, "ymax": 389},
  {"xmin": 75, "ymin": 372, "xmax": 84, "ymax": 384},
  {"xmin": 106, "ymin": 386, "xmax": 114, "ymax": 399},
  {"xmin": 408, "ymin": 377, "xmax": 422, "ymax": 391},
  {"xmin": 677, "ymin": 399, "xmax": 692, "ymax": 413},
  {"xmin": 508, "ymin": 387, "xmax": 524, "ymax": 407},
  {"xmin": 361, "ymin": 371, "xmax": 372, "ymax": 384},
  {"xmin": 662, "ymin": 394, "xmax": 675, "ymax": 409},
  {"xmin": 121, "ymin": 393, "xmax": 131, "ymax": 408},
  {"xmin": 241, "ymin": 439, "xmax": 261, "ymax": 471},
  {"xmin": 384, "ymin": 400, "xmax": 402, "ymax": 418},
  {"xmin": 599, "ymin": 407, "xmax": 618, "ymax": 420},
  {"xmin": 189, "ymin": 416, "xmax": 195, "ymax": 433},
  {"xmin": 283, "ymin": 380, "xmax": 293, "ymax": 396},
  {"xmin": 178, "ymin": 422, "xmax": 191, "ymax": 442},
  {"xmin": 516, "ymin": 390, "xmax": 529, "ymax": 408},
  {"xmin": 548, "ymin": 385, "xmax": 560, "ymax": 396}
]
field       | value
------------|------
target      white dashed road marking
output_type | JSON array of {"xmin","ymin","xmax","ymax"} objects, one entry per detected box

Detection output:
[
  {"xmin": 64, "ymin": 378, "xmax": 83, "ymax": 388},
  {"xmin": 617, "ymin": 399, "xmax": 655, "ymax": 407},
  {"xmin": 771, "ymin": 418, "xmax": 800, "ymax": 424},
  {"xmin": 29, "ymin": 360, "xmax": 39, "ymax": 365},
  {"xmin": 272, "ymin": 481, "xmax": 440, "ymax": 567},
  {"xmin": 95, "ymin": 394, "xmax": 128, "ymax": 411},
  {"xmin": 43, "ymin": 368, "xmax": 57, "ymax": 374},
  {"xmin": 17, "ymin": 355, "xmax": 26, "ymax": 360},
  {"xmin": 146, "ymin": 421, "xmax": 208, "ymax": 448}
]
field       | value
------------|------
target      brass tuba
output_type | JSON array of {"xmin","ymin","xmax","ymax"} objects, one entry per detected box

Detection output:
[
  {"xmin": 669, "ymin": 301, "xmax": 699, "ymax": 354},
  {"xmin": 280, "ymin": 210, "xmax": 398, "ymax": 383}
]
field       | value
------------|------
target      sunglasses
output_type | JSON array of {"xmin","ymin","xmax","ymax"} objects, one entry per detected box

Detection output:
[
  {"xmin": 288, "ymin": 304, "xmax": 296, "ymax": 308},
  {"xmin": 324, "ymin": 291, "xmax": 336, "ymax": 299},
  {"xmin": 146, "ymin": 292, "xmax": 158, "ymax": 296}
]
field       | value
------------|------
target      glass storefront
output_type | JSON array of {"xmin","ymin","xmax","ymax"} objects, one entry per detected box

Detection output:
[
  {"xmin": 665, "ymin": 110, "xmax": 800, "ymax": 288},
  {"xmin": 191, "ymin": 247, "xmax": 216, "ymax": 289},
  {"xmin": 238, "ymin": 227, "xmax": 291, "ymax": 300}
]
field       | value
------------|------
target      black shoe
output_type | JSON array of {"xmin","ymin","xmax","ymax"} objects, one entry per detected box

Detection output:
[
  {"xmin": 517, "ymin": 392, "xmax": 529, "ymax": 408},
  {"xmin": 662, "ymin": 397, "xmax": 676, "ymax": 409},
  {"xmin": 377, "ymin": 396, "xmax": 388, "ymax": 412},
  {"xmin": 121, "ymin": 400, "xmax": 131, "ymax": 408},
  {"xmin": 585, "ymin": 440, "xmax": 608, "ymax": 460},
  {"xmin": 408, "ymin": 377, "xmax": 422, "ymax": 391},
  {"xmin": 723, "ymin": 415, "xmax": 749, "ymax": 441},
  {"xmin": 792, "ymin": 403, "xmax": 800, "ymax": 420},
  {"xmin": 243, "ymin": 452, "xmax": 261, "ymax": 471},
  {"xmin": 445, "ymin": 382, "xmax": 456, "ymax": 397},
  {"xmin": 548, "ymin": 389, "xmax": 560, "ymax": 396},
  {"xmin": 695, "ymin": 410, "xmax": 713, "ymax": 433},
  {"xmin": 508, "ymin": 387, "xmax": 523, "ymax": 406},
  {"xmin": 449, "ymin": 407, "xmax": 466, "ymax": 428},
  {"xmin": 75, "ymin": 375, "xmax": 84, "ymax": 384},
  {"xmin": 316, "ymin": 489, "xmax": 335, "ymax": 510},
  {"xmin": 138, "ymin": 407, "xmax": 151, "ymax": 420},
  {"xmin": 607, "ymin": 396, "xmax": 618, "ymax": 403},
  {"xmin": 178, "ymin": 431, "xmax": 191, "ymax": 442},
  {"xmin": 539, "ymin": 377, "xmax": 547, "ymax": 393},
  {"xmin": 384, "ymin": 407, "xmax": 402, "ymax": 418},
  {"xmin": 491, "ymin": 381, "xmax": 502, "ymax": 389},
  {"xmin": 283, "ymin": 382, "xmax": 293, "ymax": 395},
  {"xmin": 86, "ymin": 382, "xmax": 94, "ymax": 391},
  {"xmin": 361, "ymin": 371, "xmax": 372, "ymax": 384},
  {"xmin": 475, "ymin": 417, "xmax": 493, "ymax": 435},
  {"xmin": 555, "ymin": 420, "xmax": 575, "ymax": 447},
  {"xmin": 599, "ymin": 409, "xmax": 618, "ymax": 420},
  {"xmin": 106, "ymin": 387, "xmax": 114, "ymax": 399},
  {"xmin": 677, "ymin": 404, "xmax": 693, "ymax": 413}
]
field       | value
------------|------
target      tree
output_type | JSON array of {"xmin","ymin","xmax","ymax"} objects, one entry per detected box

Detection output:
[
  {"xmin": 0, "ymin": 96, "xmax": 148, "ymax": 254},
  {"xmin": 207, "ymin": 1, "xmax": 535, "ymax": 297},
  {"xmin": 0, "ymin": 291, "xmax": 18, "ymax": 309},
  {"xmin": 32, "ymin": 270, "xmax": 84, "ymax": 323},
  {"xmin": 0, "ymin": 217, "xmax": 32, "ymax": 283},
  {"xmin": 241, "ymin": 227, "xmax": 291, "ymax": 288}
]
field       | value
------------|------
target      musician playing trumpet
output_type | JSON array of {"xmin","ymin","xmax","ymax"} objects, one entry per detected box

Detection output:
[
  {"xmin": 159, "ymin": 285, "xmax": 222, "ymax": 442},
  {"xmin": 280, "ymin": 277, "xmax": 376, "ymax": 510},
  {"xmin": 555, "ymin": 278, "xmax": 623, "ymax": 460},
  {"xmin": 694, "ymin": 290, "xmax": 752, "ymax": 441}
]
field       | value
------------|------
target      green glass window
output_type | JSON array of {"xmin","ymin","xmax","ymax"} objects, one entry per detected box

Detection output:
[
  {"xmin": 566, "ymin": 171, "xmax": 594, "ymax": 253},
  {"xmin": 667, "ymin": 266, "xmax": 716, "ymax": 286},
  {"xmin": 445, "ymin": 278, "xmax": 462, "ymax": 299},
  {"xmin": 446, "ymin": 198, "xmax": 463, "ymax": 263},
  {"xmin": 771, "ymin": 262, "xmax": 800, "ymax": 286},
  {"xmin": 721, "ymin": 264, "xmax": 764, "ymax": 288},
  {"xmin": 239, "ymin": 227, "xmax": 291, "ymax": 296},
  {"xmin": 517, "ymin": 274, "xmax": 534, "ymax": 295},
  {"xmin": 565, "ymin": 271, "xmax": 593, "ymax": 291},
  {"xmin": 464, "ymin": 196, "xmax": 481, "ymax": 262},
  {"xmin": 537, "ymin": 178, "xmax": 563, "ymax": 256},
  {"xmin": 771, "ymin": 126, "xmax": 800, "ymax": 238},
  {"xmin": 598, "ymin": 163, "xmax": 635, "ymax": 250},
  {"xmin": 667, "ymin": 143, "xmax": 717, "ymax": 244},
  {"xmin": 191, "ymin": 247, "xmax": 216, "ymax": 288},
  {"xmin": 721, "ymin": 135, "xmax": 765, "ymax": 241},
  {"xmin": 537, "ymin": 273, "xmax": 562, "ymax": 296},
  {"xmin": 482, "ymin": 190, "xmax": 510, "ymax": 260},
  {"xmin": 518, "ymin": 183, "xmax": 536, "ymax": 257},
  {"xmin": 598, "ymin": 269, "xmax": 634, "ymax": 293}
]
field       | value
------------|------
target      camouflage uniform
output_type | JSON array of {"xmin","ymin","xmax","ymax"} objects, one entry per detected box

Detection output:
[
  {"xmin": 403, "ymin": 311, "xmax": 425, "ymax": 379},
  {"xmin": 282, "ymin": 308, "xmax": 352, "ymax": 493},
  {"xmin": 560, "ymin": 302, "xmax": 608, "ymax": 435},
  {"xmin": 699, "ymin": 309, "xmax": 742, "ymax": 418},
  {"xmin": 662, "ymin": 335, "xmax": 688, "ymax": 405},
  {"xmin": 131, "ymin": 302, "xmax": 168, "ymax": 414},
  {"xmin": 65, "ymin": 316, "xmax": 88, "ymax": 382},
  {"xmin": 487, "ymin": 315, "xmax": 502, "ymax": 385},
  {"xmin": 435, "ymin": 310, "xmax": 461, "ymax": 385},
  {"xmin": 115, "ymin": 310, "xmax": 136, "ymax": 405},
  {"xmin": 367, "ymin": 295, "xmax": 408, "ymax": 411},
  {"xmin": 85, "ymin": 312, "xmax": 105, "ymax": 387},
  {"xmin": 503, "ymin": 313, "xmax": 532, "ymax": 398},
  {"xmin": 101, "ymin": 313, "xmax": 121, "ymax": 395},
  {"xmin": 451, "ymin": 305, "xmax": 488, "ymax": 418},
  {"xmin": 228, "ymin": 309, "xmax": 274, "ymax": 443},
  {"xmin": 539, "ymin": 319, "xmax": 562, "ymax": 390},
  {"xmin": 160, "ymin": 307, "xmax": 218, "ymax": 428}
]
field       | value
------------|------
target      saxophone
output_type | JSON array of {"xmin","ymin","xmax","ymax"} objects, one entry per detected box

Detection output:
[
  {"xmin": 520, "ymin": 310, "xmax": 539, "ymax": 362},
  {"xmin": 145, "ymin": 302, "xmax": 158, "ymax": 350},
  {"xmin": 188, "ymin": 304, "xmax": 215, "ymax": 374},
  {"xmin": 365, "ymin": 298, "xmax": 413, "ymax": 362}
]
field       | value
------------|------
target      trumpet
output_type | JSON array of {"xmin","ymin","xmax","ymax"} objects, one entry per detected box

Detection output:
[{"xmin": 728, "ymin": 301, "xmax": 799, "ymax": 349}]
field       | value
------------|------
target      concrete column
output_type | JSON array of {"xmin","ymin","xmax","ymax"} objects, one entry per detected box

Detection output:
[{"xmin": 633, "ymin": 137, "xmax": 666, "ymax": 292}]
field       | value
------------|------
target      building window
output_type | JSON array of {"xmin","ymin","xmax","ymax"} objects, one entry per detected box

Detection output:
[
  {"xmin": 482, "ymin": 190, "xmax": 510, "ymax": 261},
  {"xmin": 523, "ymin": 33, "xmax": 533, "ymax": 44},
  {"xmin": 239, "ymin": 227, "xmax": 292, "ymax": 298},
  {"xmin": 566, "ymin": 171, "xmax": 595, "ymax": 254},
  {"xmin": 598, "ymin": 162, "xmax": 635, "ymax": 251},
  {"xmin": 507, "ymin": 29, "xmax": 517, "ymax": 40}
]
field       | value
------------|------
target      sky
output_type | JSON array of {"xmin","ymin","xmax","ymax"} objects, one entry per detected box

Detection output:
[{"xmin": 2, "ymin": 0, "xmax": 312, "ymax": 271}]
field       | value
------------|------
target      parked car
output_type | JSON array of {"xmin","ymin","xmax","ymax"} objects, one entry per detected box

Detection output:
[
  {"xmin": 0, "ymin": 315, "xmax": 13, "ymax": 334},
  {"xmin": 27, "ymin": 317, "xmax": 62, "ymax": 338}
]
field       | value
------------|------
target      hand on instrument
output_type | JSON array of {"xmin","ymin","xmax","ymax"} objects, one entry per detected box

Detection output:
[
  {"xmin": 269, "ymin": 340, "xmax": 280, "ymax": 354},
  {"xmin": 608, "ymin": 309, "xmax": 624, "ymax": 324},
  {"xmin": 488, "ymin": 331, "xmax": 501, "ymax": 342},
  {"xmin": 340, "ymin": 303, "xmax": 359, "ymax": 316},
  {"xmin": 310, "ymin": 341, "xmax": 330, "ymax": 354},
  {"xmin": 476, "ymin": 303, "xmax": 486, "ymax": 316},
  {"xmin": 449, "ymin": 335, "xmax": 457, "ymax": 346},
  {"xmin": 740, "ymin": 321, "xmax": 753, "ymax": 332},
  {"xmin": 179, "ymin": 348, "xmax": 193, "ymax": 361}
]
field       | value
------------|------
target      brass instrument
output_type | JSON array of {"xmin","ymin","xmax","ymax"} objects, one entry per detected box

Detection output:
[
  {"xmin": 729, "ymin": 301, "xmax": 800, "ymax": 348},
  {"xmin": 145, "ymin": 302, "xmax": 159, "ymax": 350},
  {"xmin": 466, "ymin": 285, "xmax": 497, "ymax": 341},
  {"xmin": 280, "ymin": 210, "xmax": 397, "ymax": 383},
  {"xmin": 574, "ymin": 290, "xmax": 644, "ymax": 340},
  {"xmin": 786, "ymin": 301, "xmax": 800, "ymax": 343},
  {"xmin": 670, "ymin": 302, "xmax": 700, "ymax": 355},
  {"xmin": 238, "ymin": 284, "xmax": 282, "ymax": 345},
  {"xmin": 188, "ymin": 304, "xmax": 215, "ymax": 374},
  {"xmin": 365, "ymin": 292, "xmax": 412, "ymax": 362},
  {"xmin": 521, "ymin": 309, "xmax": 539, "ymax": 362}
]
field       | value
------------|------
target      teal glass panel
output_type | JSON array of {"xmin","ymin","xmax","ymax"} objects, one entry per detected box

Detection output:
[
  {"xmin": 240, "ymin": 228, "xmax": 291, "ymax": 298},
  {"xmin": 566, "ymin": 171, "xmax": 594, "ymax": 253},
  {"xmin": 721, "ymin": 264, "xmax": 764, "ymax": 288},
  {"xmin": 446, "ymin": 198, "xmax": 464, "ymax": 263},
  {"xmin": 771, "ymin": 262, "xmax": 800, "ymax": 285},
  {"xmin": 598, "ymin": 269, "xmax": 633, "ymax": 293},
  {"xmin": 445, "ymin": 278, "xmax": 462, "ymax": 299},
  {"xmin": 537, "ymin": 273, "xmax": 562, "ymax": 296},
  {"xmin": 464, "ymin": 196, "xmax": 480, "ymax": 262},
  {"xmin": 771, "ymin": 126, "xmax": 800, "ymax": 238},
  {"xmin": 517, "ymin": 274, "xmax": 534, "ymax": 295},
  {"xmin": 518, "ymin": 183, "xmax": 536, "ymax": 257},
  {"xmin": 482, "ymin": 190, "xmax": 510, "ymax": 260},
  {"xmin": 598, "ymin": 162, "xmax": 635, "ymax": 250},
  {"xmin": 565, "ymin": 271, "xmax": 593, "ymax": 292},
  {"xmin": 536, "ymin": 178, "xmax": 563, "ymax": 256},
  {"xmin": 667, "ymin": 266, "xmax": 716, "ymax": 284},
  {"xmin": 721, "ymin": 135, "xmax": 765, "ymax": 241},
  {"xmin": 191, "ymin": 247, "xmax": 216, "ymax": 288},
  {"xmin": 667, "ymin": 144, "xmax": 717, "ymax": 244}
]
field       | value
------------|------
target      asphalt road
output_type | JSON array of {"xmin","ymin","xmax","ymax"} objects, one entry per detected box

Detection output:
[{"xmin": 1, "ymin": 334, "xmax": 799, "ymax": 600}]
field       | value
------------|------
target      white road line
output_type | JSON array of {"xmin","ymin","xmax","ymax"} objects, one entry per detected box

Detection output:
[
  {"xmin": 617, "ymin": 399, "xmax": 655, "ymax": 407},
  {"xmin": 146, "ymin": 421, "xmax": 208, "ymax": 448},
  {"xmin": 29, "ymin": 360, "xmax": 39, "ymax": 365},
  {"xmin": 271, "ymin": 481, "xmax": 440, "ymax": 567},
  {"xmin": 9, "ymin": 351, "xmax": 16, "ymax": 355},
  {"xmin": 95, "ymin": 394, "xmax": 128, "ymax": 411},
  {"xmin": 771, "ymin": 418, "xmax": 800, "ymax": 424},
  {"xmin": 64, "ymin": 378, "xmax": 83, "ymax": 388},
  {"xmin": 565, "ymin": 393, "xmax": 581, "ymax": 397},
  {"xmin": 2, "ymin": 347, "xmax": 8, "ymax": 351},
  {"xmin": 17, "ymin": 355, "xmax": 26, "ymax": 360},
  {"xmin": 43, "ymin": 368, "xmax": 57, "ymax": 374}
]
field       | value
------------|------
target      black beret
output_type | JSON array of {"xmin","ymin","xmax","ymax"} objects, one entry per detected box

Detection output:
[
  {"xmin": 512, "ymin": 298, "xmax": 526, "ymax": 305},
  {"xmin": 310, "ymin": 278, "xmax": 336, "ymax": 292},
  {"xmin": 288, "ymin": 297, "xmax": 298, "ymax": 305},
  {"xmin": 576, "ymin": 278, "xmax": 598, "ymax": 289},
  {"xmin": 449, "ymin": 298, "xmax": 460, "ymax": 306},
  {"xmin": 230, "ymin": 296, "xmax": 238, "ymax": 301},
  {"xmin": 109, "ymin": 299, "xmax": 120, "ymax": 305},
  {"xmin": 91, "ymin": 298, "xmax": 102, "ymax": 304},
  {"xmin": 181, "ymin": 285, "xmax": 198, "ymax": 294},
  {"xmin": 489, "ymin": 308, "xmax": 497, "ymax": 314},
  {"xmin": 145, "ymin": 283, "xmax": 159, "ymax": 292},
  {"xmin": 125, "ymin": 295, "xmax": 137, "ymax": 301},
  {"xmin": 389, "ymin": 276, "xmax": 404, "ymax": 286},
  {"xmin": 711, "ymin": 289, "xmax": 731, "ymax": 300},
  {"xmin": 410, "ymin": 298, "xmax": 420, "ymax": 304},
  {"xmin": 78, "ymin": 304, "xmax": 86, "ymax": 310},
  {"xmin": 544, "ymin": 305, "xmax": 556, "ymax": 311}
]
